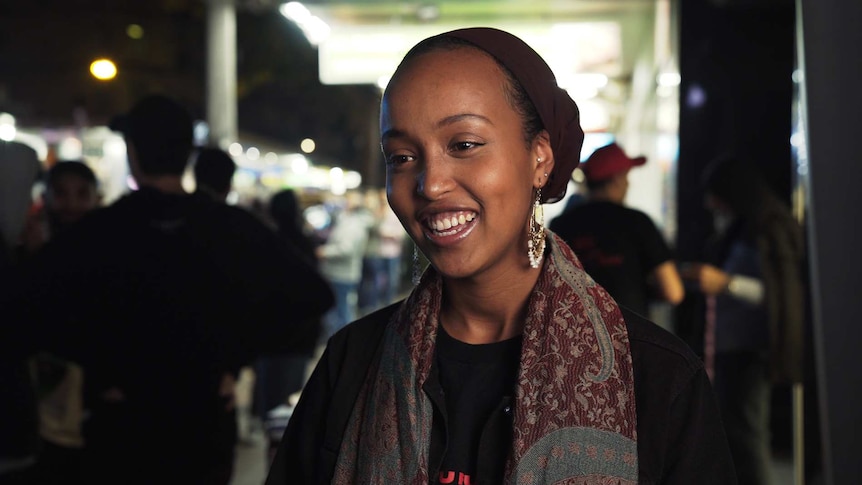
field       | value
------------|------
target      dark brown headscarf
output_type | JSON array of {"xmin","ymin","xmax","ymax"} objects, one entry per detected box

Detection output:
[{"xmin": 443, "ymin": 28, "xmax": 585, "ymax": 203}]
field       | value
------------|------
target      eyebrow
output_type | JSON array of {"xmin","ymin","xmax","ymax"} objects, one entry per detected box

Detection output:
[
  {"xmin": 436, "ymin": 113, "xmax": 492, "ymax": 128},
  {"xmin": 381, "ymin": 113, "xmax": 492, "ymax": 143}
]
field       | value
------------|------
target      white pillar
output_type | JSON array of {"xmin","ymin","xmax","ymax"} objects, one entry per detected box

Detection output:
[{"xmin": 206, "ymin": 0, "xmax": 237, "ymax": 148}]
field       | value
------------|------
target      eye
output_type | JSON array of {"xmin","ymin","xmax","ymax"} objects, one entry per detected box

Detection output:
[
  {"xmin": 385, "ymin": 153, "xmax": 416, "ymax": 166},
  {"xmin": 451, "ymin": 140, "xmax": 483, "ymax": 152}
]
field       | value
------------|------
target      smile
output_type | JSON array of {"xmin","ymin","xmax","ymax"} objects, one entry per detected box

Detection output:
[{"xmin": 423, "ymin": 211, "xmax": 477, "ymax": 238}]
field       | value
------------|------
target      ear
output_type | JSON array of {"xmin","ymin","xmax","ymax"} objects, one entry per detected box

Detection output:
[
  {"xmin": 126, "ymin": 140, "xmax": 142, "ymax": 177},
  {"xmin": 531, "ymin": 130, "xmax": 554, "ymax": 189}
]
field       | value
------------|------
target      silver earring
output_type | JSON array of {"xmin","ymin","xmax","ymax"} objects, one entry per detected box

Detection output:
[
  {"xmin": 537, "ymin": 157, "xmax": 542, "ymax": 162},
  {"xmin": 412, "ymin": 243, "xmax": 422, "ymax": 286},
  {"xmin": 528, "ymin": 188, "xmax": 546, "ymax": 269}
]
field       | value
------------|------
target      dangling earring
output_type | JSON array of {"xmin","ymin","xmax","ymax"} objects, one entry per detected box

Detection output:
[
  {"xmin": 528, "ymin": 188, "xmax": 546, "ymax": 269},
  {"xmin": 412, "ymin": 243, "xmax": 422, "ymax": 286}
]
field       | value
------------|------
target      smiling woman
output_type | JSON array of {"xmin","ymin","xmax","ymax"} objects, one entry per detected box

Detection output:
[
  {"xmin": 383, "ymin": 47, "xmax": 549, "ymax": 284},
  {"xmin": 267, "ymin": 28, "xmax": 737, "ymax": 485}
]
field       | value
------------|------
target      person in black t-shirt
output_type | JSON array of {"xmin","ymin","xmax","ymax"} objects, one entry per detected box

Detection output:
[
  {"xmin": 550, "ymin": 142, "xmax": 684, "ymax": 316},
  {"xmin": 193, "ymin": 147, "xmax": 237, "ymax": 203},
  {"xmin": 4, "ymin": 95, "xmax": 334, "ymax": 485}
]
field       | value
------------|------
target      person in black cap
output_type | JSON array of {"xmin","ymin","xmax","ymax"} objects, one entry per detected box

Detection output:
[
  {"xmin": 550, "ymin": 142, "xmax": 685, "ymax": 317},
  {"xmin": 5, "ymin": 94, "xmax": 334, "ymax": 484},
  {"xmin": 109, "ymin": 94, "xmax": 196, "ymax": 192},
  {"xmin": 267, "ymin": 28, "xmax": 734, "ymax": 485},
  {"xmin": 194, "ymin": 147, "xmax": 237, "ymax": 203}
]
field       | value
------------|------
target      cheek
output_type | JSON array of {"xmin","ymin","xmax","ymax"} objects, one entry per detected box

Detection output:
[
  {"xmin": 386, "ymin": 173, "xmax": 416, "ymax": 225},
  {"xmin": 50, "ymin": 195, "xmax": 71, "ymax": 209},
  {"xmin": 74, "ymin": 195, "xmax": 92, "ymax": 209},
  {"xmin": 472, "ymin": 159, "xmax": 532, "ymax": 206}
]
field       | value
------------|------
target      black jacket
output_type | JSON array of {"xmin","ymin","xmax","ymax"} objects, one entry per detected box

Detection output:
[{"xmin": 267, "ymin": 303, "xmax": 736, "ymax": 484}]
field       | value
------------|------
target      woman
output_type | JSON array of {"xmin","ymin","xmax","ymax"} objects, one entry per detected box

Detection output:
[
  {"xmin": 267, "ymin": 28, "xmax": 735, "ymax": 484},
  {"xmin": 255, "ymin": 189, "xmax": 323, "ymax": 460},
  {"xmin": 682, "ymin": 155, "xmax": 805, "ymax": 484}
]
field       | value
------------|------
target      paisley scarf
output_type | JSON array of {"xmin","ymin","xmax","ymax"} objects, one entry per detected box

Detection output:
[{"xmin": 334, "ymin": 234, "xmax": 638, "ymax": 484}]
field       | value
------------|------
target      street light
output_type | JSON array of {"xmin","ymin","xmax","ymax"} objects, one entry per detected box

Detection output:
[
  {"xmin": 279, "ymin": 2, "xmax": 330, "ymax": 46},
  {"xmin": 90, "ymin": 59, "xmax": 117, "ymax": 81}
]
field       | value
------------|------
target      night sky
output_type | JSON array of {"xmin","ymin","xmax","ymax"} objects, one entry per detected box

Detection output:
[{"xmin": 0, "ymin": 0, "xmax": 380, "ymax": 173}]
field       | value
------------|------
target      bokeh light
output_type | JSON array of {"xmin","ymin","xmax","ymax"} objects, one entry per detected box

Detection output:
[
  {"xmin": 300, "ymin": 138, "xmax": 316, "ymax": 153},
  {"xmin": 90, "ymin": 59, "xmax": 117, "ymax": 81},
  {"xmin": 228, "ymin": 142, "xmax": 243, "ymax": 157},
  {"xmin": 0, "ymin": 112, "xmax": 16, "ymax": 141},
  {"xmin": 126, "ymin": 24, "xmax": 144, "ymax": 39}
]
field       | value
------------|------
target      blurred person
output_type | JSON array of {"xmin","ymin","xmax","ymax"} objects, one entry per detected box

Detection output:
[
  {"xmin": 192, "ymin": 147, "xmax": 250, "ymax": 443},
  {"xmin": 681, "ymin": 154, "xmax": 805, "ymax": 485},
  {"xmin": 3, "ymin": 95, "xmax": 334, "ymax": 485},
  {"xmin": 19, "ymin": 161, "xmax": 100, "ymax": 485},
  {"xmin": 550, "ymin": 142, "xmax": 685, "ymax": 317},
  {"xmin": 0, "ymin": 140, "xmax": 41, "ymax": 263},
  {"xmin": 359, "ymin": 189, "xmax": 407, "ymax": 314},
  {"xmin": 316, "ymin": 190, "xmax": 373, "ymax": 338},
  {"xmin": 193, "ymin": 147, "xmax": 236, "ymax": 203},
  {"xmin": 0, "ymin": 140, "xmax": 42, "ymax": 484},
  {"xmin": 358, "ymin": 189, "xmax": 384, "ymax": 315},
  {"xmin": 269, "ymin": 189, "xmax": 317, "ymax": 263},
  {"xmin": 376, "ymin": 188, "xmax": 408, "ymax": 306},
  {"xmin": 254, "ymin": 188, "xmax": 323, "ymax": 460},
  {"xmin": 20, "ymin": 160, "xmax": 100, "ymax": 256},
  {"xmin": 267, "ymin": 28, "xmax": 734, "ymax": 484}
]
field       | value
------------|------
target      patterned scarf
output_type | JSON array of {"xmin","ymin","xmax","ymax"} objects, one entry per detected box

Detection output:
[{"xmin": 334, "ymin": 234, "xmax": 638, "ymax": 484}]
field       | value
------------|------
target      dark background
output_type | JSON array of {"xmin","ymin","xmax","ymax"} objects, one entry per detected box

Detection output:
[{"xmin": 0, "ymin": 0, "xmax": 379, "ymax": 172}]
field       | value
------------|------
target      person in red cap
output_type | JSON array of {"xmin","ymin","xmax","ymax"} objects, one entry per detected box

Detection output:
[{"xmin": 550, "ymin": 142, "xmax": 685, "ymax": 316}]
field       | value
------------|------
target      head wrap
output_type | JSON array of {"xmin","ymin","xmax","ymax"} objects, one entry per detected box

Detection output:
[{"xmin": 441, "ymin": 28, "xmax": 585, "ymax": 203}]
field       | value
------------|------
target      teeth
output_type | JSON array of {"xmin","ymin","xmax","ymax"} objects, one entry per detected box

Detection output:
[{"xmin": 428, "ymin": 212, "xmax": 476, "ymax": 232}]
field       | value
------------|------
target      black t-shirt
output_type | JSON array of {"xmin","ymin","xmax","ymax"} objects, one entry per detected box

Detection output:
[
  {"xmin": 550, "ymin": 201, "xmax": 673, "ymax": 315},
  {"xmin": 434, "ymin": 326, "xmax": 522, "ymax": 485}
]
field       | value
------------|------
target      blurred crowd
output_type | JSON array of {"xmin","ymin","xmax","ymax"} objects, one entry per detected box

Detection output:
[{"xmin": 0, "ymin": 95, "xmax": 408, "ymax": 485}]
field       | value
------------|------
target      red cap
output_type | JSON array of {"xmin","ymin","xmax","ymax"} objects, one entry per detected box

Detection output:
[{"xmin": 581, "ymin": 142, "xmax": 646, "ymax": 183}]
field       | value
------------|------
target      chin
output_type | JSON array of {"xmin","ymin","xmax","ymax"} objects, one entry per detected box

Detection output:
[{"xmin": 425, "ymin": 253, "xmax": 484, "ymax": 281}]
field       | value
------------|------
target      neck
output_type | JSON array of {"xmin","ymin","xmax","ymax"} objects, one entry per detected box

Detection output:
[
  {"xmin": 137, "ymin": 174, "xmax": 186, "ymax": 194},
  {"xmin": 439, "ymin": 261, "xmax": 542, "ymax": 344},
  {"xmin": 589, "ymin": 190, "xmax": 622, "ymax": 204},
  {"xmin": 197, "ymin": 186, "xmax": 228, "ymax": 202}
]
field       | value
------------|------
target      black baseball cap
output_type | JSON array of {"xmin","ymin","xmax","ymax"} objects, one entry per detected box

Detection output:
[{"xmin": 109, "ymin": 95, "xmax": 193, "ymax": 149}]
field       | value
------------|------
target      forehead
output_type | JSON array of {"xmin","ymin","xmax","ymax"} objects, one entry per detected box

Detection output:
[
  {"xmin": 50, "ymin": 173, "xmax": 95, "ymax": 189},
  {"xmin": 382, "ymin": 47, "xmax": 512, "ymax": 123}
]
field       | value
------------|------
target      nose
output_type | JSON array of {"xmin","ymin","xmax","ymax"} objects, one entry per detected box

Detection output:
[{"xmin": 416, "ymin": 154, "xmax": 455, "ymax": 200}]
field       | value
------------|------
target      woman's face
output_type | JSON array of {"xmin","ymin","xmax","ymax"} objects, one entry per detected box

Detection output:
[{"xmin": 381, "ymin": 47, "xmax": 553, "ymax": 281}]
